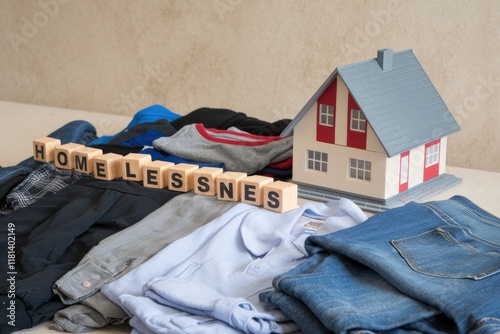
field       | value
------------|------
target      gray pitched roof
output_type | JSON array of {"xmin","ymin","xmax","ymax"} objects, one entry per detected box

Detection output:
[{"xmin": 281, "ymin": 49, "xmax": 460, "ymax": 157}]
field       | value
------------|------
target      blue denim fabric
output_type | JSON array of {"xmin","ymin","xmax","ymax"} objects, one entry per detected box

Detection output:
[
  {"xmin": 0, "ymin": 120, "xmax": 96, "ymax": 201},
  {"xmin": 0, "ymin": 166, "xmax": 32, "ymax": 184},
  {"xmin": 261, "ymin": 289, "xmax": 332, "ymax": 334},
  {"xmin": 261, "ymin": 196, "xmax": 500, "ymax": 334},
  {"xmin": 17, "ymin": 120, "xmax": 97, "ymax": 169}
]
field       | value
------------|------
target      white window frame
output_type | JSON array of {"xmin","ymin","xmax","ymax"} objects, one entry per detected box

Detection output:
[
  {"xmin": 400, "ymin": 155, "xmax": 409, "ymax": 185},
  {"xmin": 350, "ymin": 109, "xmax": 367, "ymax": 132},
  {"xmin": 349, "ymin": 158, "xmax": 372, "ymax": 182},
  {"xmin": 319, "ymin": 104, "xmax": 334, "ymax": 127},
  {"xmin": 425, "ymin": 143, "xmax": 440, "ymax": 167},
  {"xmin": 306, "ymin": 150, "xmax": 328, "ymax": 173}
]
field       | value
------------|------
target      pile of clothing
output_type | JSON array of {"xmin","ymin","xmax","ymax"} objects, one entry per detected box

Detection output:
[{"xmin": 0, "ymin": 105, "xmax": 498, "ymax": 334}]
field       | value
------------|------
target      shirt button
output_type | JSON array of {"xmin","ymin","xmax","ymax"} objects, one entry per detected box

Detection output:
[{"xmin": 82, "ymin": 280, "xmax": 92, "ymax": 288}]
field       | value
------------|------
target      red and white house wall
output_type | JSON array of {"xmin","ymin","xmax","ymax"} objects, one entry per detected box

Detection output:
[{"xmin": 282, "ymin": 49, "xmax": 458, "ymax": 202}]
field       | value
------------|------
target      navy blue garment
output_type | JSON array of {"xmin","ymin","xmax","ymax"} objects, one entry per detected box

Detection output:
[
  {"xmin": 0, "ymin": 177, "xmax": 180, "ymax": 333},
  {"xmin": 0, "ymin": 167, "xmax": 32, "ymax": 203},
  {"xmin": 0, "ymin": 163, "xmax": 86, "ymax": 215},
  {"xmin": 109, "ymin": 119, "xmax": 177, "ymax": 146},
  {"xmin": 0, "ymin": 120, "xmax": 97, "ymax": 216},
  {"xmin": 90, "ymin": 144, "xmax": 144, "ymax": 156}
]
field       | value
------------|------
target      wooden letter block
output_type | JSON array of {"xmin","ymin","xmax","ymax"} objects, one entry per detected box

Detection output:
[
  {"xmin": 142, "ymin": 161, "xmax": 174, "ymax": 189},
  {"xmin": 73, "ymin": 147, "xmax": 103, "ymax": 174},
  {"xmin": 54, "ymin": 143, "xmax": 85, "ymax": 170},
  {"xmin": 33, "ymin": 137, "xmax": 61, "ymax": 162},
  {"xmin": 168, "ymin": 163, "xmax": 199, "ymax": 192},
  {"xmin": 121, "ymin": 153, "xmax": 152, "ymax": 181},
  {"xmin": 93, "ymin": 153, "xmax": 123, "ymax": 180},
  {"xmin": 240, "ymin": 175, "xmax": 274, "ymax": 206},
  {"xmin": 194, "ymin": 167, "xmax": 224, "ymax": 196},
  {"xmin": 217, "ymin": 171, "xmax": 247, "ymax": 202},
  {"xmin": 263, "ymin": 181, "xmax": 298, "ymax": 213}
]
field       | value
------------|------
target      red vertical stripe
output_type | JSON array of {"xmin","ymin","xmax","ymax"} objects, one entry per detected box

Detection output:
[
  {"xmin": 346, "ymin": 94, "xmax": 367, "ymax": 150},
  {"xmin": 316, "ymin": 78, "xmax": 337, "ymax": 144},
  {"xmin": 399, "ymin": 151, "xmax": 410, "ymax": 193}
]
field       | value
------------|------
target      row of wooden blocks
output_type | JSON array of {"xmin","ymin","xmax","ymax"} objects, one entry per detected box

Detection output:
[{"xmin": 33, "ymin": 137, "xmax": 298, "ymax": 213}]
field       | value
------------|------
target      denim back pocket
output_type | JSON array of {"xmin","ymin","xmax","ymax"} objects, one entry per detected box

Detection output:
[{"xmin": 391, "ymin": 226, "xmax": 500, "ymax": 280}]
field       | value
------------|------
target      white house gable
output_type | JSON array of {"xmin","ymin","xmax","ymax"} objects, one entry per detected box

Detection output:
[{"xmin": 334, "ymin": 75, "xmax": 348, "ymax": 146}]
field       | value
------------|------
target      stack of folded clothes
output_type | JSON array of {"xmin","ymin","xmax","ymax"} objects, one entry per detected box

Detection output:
[{"xmin": 0, "ymin": 104, "xmax": 498, "ymax": 334}]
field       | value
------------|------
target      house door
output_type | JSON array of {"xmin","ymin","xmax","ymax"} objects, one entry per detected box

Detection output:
[
  {"xmin": 399, "ymin": 151, "xmax": 409, "ymax": 193},
  {"xmin": 423, "ymin": 139, "xmax": 440, "ymax": 181}
]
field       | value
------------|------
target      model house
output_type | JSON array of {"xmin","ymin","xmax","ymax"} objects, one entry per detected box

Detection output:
[{"xmin": 281, "ymin": 49, "xmax": 461, "ymax": 211}]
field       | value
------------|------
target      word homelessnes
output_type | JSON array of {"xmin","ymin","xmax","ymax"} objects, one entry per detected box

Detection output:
[{"xmin": 33, "ymin": 137, "xmax": 298, "ymax": 213}]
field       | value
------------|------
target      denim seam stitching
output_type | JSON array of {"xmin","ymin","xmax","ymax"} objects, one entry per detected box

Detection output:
[
  {"xmin": 425, "ymin": 203, "xmax": 500, "ymax": 248},
  {"xmin": 449, "ymin": 198, "xmax": 500, "ymax": 228},
  {"xmin": 272, "ymin": 258, "xmax": 326, "ymax": 289},
  {"xmin": 392, "ymin": 230, "xmax": 500, "ymax": 279},
  {"xmin": 434, "ymin": 228, "xmax": 479, "ymax": 254}
]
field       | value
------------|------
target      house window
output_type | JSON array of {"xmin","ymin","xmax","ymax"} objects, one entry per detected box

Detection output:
[
  {"xmin": 425, "ymin": 143, "xmax": 440, "ymax": 167},
  {"xmin": 307, "ymin": 150, "xmax": 328, "ymax": 173},
  {"xmin": 350, "ymin": 109, "xmax": 366, "ymax": 132},
  {"xmin": 349, "ymin": 158, "xmax": 371, "ymax": 182},
  {"xmin": 400, "ymin": 155, "xmax": 409, "ymax": 185},
  {"xmin": 319, "ymin": 104, "xmax": 334, "ymax": 127}
]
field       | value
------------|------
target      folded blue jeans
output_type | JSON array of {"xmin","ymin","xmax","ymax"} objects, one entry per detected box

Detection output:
[{"xmin": 261, "ymin": 196, "xmax": 500, "ymax": 334}]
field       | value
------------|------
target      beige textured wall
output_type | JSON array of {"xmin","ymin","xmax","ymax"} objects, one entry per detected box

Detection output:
[{"xmin": 1, "ymin": 0, "xmax": 499, "ymax": 172}]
